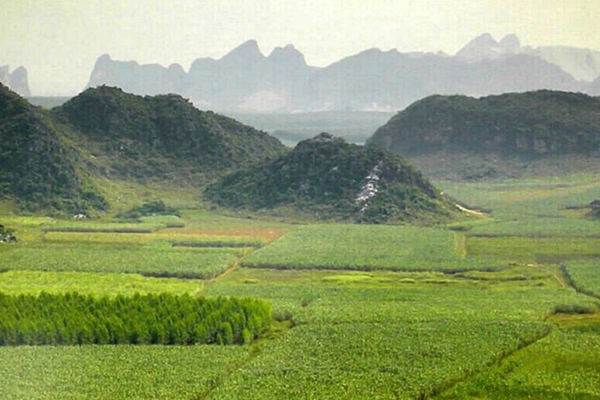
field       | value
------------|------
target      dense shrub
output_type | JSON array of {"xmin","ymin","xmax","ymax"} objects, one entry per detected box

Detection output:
[
  {"xmin": 0, "ymin": 292, "xmax": 272, "ymax": 345},
  {"xmin": 0, "ymin": 225, "xmax": 16, "ymax": 242},
  {"xmin": 116, "ymin": 200, "xmax": 180, "ymax": 219}
]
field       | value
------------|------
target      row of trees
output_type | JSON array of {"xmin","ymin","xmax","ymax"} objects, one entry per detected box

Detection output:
[{"xmin": 0, "ymin": 292, "xmax": 271, "ymax": 346}]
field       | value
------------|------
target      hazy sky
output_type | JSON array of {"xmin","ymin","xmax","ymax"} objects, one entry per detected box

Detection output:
[{"xmin": 1, "ymin": 0, "xmax": 599, "ymax": 96}]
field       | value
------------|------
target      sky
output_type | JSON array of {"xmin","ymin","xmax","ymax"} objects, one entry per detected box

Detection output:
[{"xmin": 1, "ymin": 0, "xmax": 599, "ymax": 96}]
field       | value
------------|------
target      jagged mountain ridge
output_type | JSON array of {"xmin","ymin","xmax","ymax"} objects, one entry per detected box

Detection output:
[
  {"xmin": 206, "ymin": 132, "xmax": 457, "ymax": 223},
  {"xmin": 0, "ymin": 65, "xmax": 30, "ymax": 97},
  {"xmin": 456, "ymin": 34, "xmax": 600, "ymax": 82},
  {"xmin": 86, "ymin": 34, "xmax": 599, "ymax": 112}
]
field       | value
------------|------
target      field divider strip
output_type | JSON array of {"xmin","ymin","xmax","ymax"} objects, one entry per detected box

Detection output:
[
  {"xmin": 560, "ymin": 263, "xmax": 600, "ymax": 300},
  {"xmin": 241, "ymin": 263, "xmax": 500, "ymax": 274},
  {"xmin": 190, "ymin": 321, "xmax": 293, "ymax": 400},
  {"xmin": 422, "ymin": 325, "xmax": 554, "ymax": 399}
]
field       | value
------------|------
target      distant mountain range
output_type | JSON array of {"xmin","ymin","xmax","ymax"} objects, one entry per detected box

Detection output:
[
  {"xmin": 0, "ymin": 65, "xmax": 30, "ymax": 96},
  {"xmin": 85, "ymin": 34, "xmax": 600, "ymax": 112}
]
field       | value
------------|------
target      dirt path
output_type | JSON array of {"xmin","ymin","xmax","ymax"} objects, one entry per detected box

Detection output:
[{"xmin": 455, "ymin": 203, "xmax": 488, "ymax": 217}]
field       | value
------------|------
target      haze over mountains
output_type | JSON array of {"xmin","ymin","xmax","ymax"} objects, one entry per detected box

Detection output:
[
  {"xmin": 83, "ymin": 33, "xmax": 600, "ymax": 113},
  {"xmin": 0, "ymin": 65, "xmax": 30, "ymax": 97}
]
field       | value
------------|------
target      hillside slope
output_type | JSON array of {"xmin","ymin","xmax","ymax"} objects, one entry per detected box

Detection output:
[
  {"xmin": 368, "ymin": 91, "xmax": 600, "ymax": 179},
  {"xmin": 0, "ymin": 84, "xmax": 105, "ymax": 212},
  {"xmin": 0, "ymin": 85, "xmax": 284, "ymax": 213},
  {"xmin": 52, "ymin": 86, "xmax": 284, "ymax": 181},
  {"xmin": 206, "ymin": 133, "xmax": 457, "ymax": 223}
]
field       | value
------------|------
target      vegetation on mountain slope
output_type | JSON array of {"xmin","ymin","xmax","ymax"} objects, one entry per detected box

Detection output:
[
  {"xmin": 0, "ymin": 85, "xmax": 284, "ymax": 213},
  {"xmin": 0, "ymin": 84, "xmax": 106, "ymax": 213},
  {"xmin": 369, "ymin": 90, "xmax": 600, "ymax": 156},
  {"xmin": 53, "ymin": 86, "xmax": 284, "ymax": 181},
  {"xmin": 206, "ymin": 133, "xmax": 457, "ymax": 223}
]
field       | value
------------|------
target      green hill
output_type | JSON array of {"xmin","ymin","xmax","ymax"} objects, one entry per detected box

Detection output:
[
  {"xmin": 53, "ymin": 86, "xmax": 284, "ymax": 181},
  {"xmin": 0, "ymin": 84, "xmax": 106, "ymax": 213},
  {"xmin": 368, "ymin": 91, "xmax": 600, "ymax": 179},
  {"xmin": 206, "ymin": 133, "xmax": 457, "ymax": 223},
  {"xmin": 0, "ymin": 85, "xmax": 284, "ymax": 213}
]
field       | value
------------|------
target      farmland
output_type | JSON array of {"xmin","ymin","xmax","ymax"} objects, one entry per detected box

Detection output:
[
  {"xmin": 243, "ymin": 224, "xmax": 503, "ymax": 272},
  {"xmin": 0, "ymin": 173, "xmax": 599, "ymax": 399}
]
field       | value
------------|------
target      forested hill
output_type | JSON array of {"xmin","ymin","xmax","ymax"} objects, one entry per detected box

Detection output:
[
  {"xmin": 52, "ymin": 86, "xmax": 284, "ymax": 179},
  {"xmin": 369, "ymin": 90, "xmax": 600, "ymax": 156},
  {"xmin": 0, "ymin": 85, "xmax": 284, "ymax": 213},
  {"xmin": 206, "ymin": 133, "xmax": 457, "ymax": 223},
  {"xmin": 0, "ymin": 84, "xmax": 106, "ymax": 212}
]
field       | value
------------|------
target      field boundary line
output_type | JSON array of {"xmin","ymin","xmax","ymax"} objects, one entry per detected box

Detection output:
[
  {"xmin": 424, "ymin": 325, "xmax": 553, "ymax": 399},
  {"xmin": 190, "ymin": 321, "xmax": 292, "ymax": 400},
  {"xmin": 560, "ymin": 263, "xmax": 600, "ymax": 300},
  {"xmin": 209, "ymin": 260, "xmax": 240, "ymax": 282}
]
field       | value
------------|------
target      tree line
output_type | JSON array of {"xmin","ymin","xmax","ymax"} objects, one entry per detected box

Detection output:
[{"xmin": 0, "ymin": 292, "xmax": 272, "ymax": 345}]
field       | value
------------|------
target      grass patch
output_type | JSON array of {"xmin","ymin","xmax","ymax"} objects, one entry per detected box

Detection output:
[{"xmin": 0, "ymin": 270, "xmax": 202, "ymax": 297}]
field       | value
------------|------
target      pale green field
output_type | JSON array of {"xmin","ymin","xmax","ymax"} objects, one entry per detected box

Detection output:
[
  {"xmin": 243, "ymin": 224, "xmax": 503, "ymax": 272},
  {"xmin": 0, "ymin": 270, "xmax": 202, "ymax": 296}
]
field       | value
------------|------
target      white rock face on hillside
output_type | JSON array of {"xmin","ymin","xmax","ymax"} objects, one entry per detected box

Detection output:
[{"xmin": 356, "ymin": 162, "xmax": 383, "ymax": 212}]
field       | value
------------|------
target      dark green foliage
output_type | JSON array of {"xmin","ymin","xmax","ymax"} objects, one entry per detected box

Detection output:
[
  {"xmin": 117, "ymin": 200, "xmax": 180, "ymax": 219},
  {"xmin": 369, "ymin": 90, "xmax": 600, "ymax": 155},
  {"xmin": 1, "ymin": 85, "xmax": 284, "ymax": 213},
  {"xmin": 552, "ymin": 304, "xmax": 597, "ymax": 315},
  {"xmin": 590, "ymin": 200, "xmax": 600, "ymax": 219},
  {"xmin": 0, "ymin": 292, "xmax": 272, "ymax": 346},
  {"xmin": 53, "ymin": 86, "xmax": 284, "ymax": 180},
  {"xmin": 0, "ymin": 84, "xmax": 106, "ymax": 213},
  {"xmin": 206, "ymin": 133, "xmax": 456, "ymax": 223},
  {"xmin": 0, "ymin": 225, "xmax": 16, "ymax": 242}
]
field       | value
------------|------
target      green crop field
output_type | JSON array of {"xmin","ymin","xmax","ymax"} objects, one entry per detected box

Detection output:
[
  {"xmin": 564, "ymin": 260, "xmax": 600, "ymax": 298},
  {"xmin": 0, "ymin": 292, "xmax": 271, "ymax": 345},
  {"xmin": 436, "ymin": 327, "xmax": 600, "ymax": 399},
  {"xmin": 43, "ymin": 231, "xmax": 264, "ymax": 247},
  {"xmin": 0, "ymin": 242, "xmax": 242, "ymax": 278},
  {"xmin": 468, "ymin": 217, "xmax": 600, "ymax": 237},
  {"xmin": 0, "ymin": 345, "xmax": 250, "ymax": 400},
  {"xmin": 243, "ymin": 224, "xmax": 503, "ymax": 272},
  {"xmin": 466, "ymin": 236, "xmax": 600, "ymax": 263},
  {"xmin": 1, "ymin": 173, "xmax": 600, "ymax": 399}
]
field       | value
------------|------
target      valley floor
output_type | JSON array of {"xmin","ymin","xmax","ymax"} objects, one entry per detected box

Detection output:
[{"xmin": 1, "ymin": 173, "xmax": 600, "ymax": 399}]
